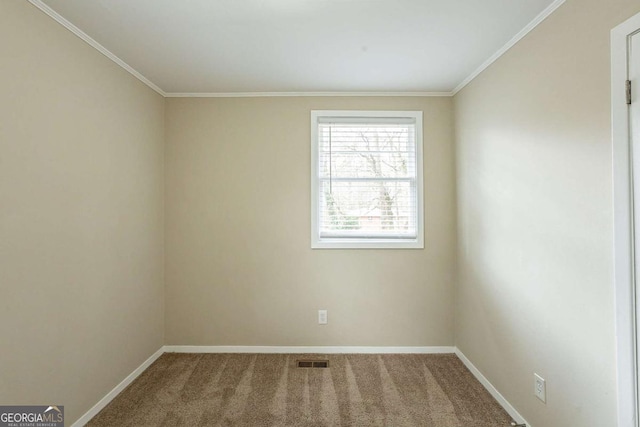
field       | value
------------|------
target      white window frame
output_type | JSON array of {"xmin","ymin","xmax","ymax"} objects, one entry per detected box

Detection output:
[{"xmin": 310, "ymin": 110, "xmax": 424, "ymax": 249}]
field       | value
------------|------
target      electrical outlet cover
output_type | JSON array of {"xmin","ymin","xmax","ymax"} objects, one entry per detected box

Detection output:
[
  {"xmin": 318, "ymin": 310, "xmax": 328, "ymax": 325},
  {"xmin": 534, "ymin": 373, "xmax": 546, "ymax": 403}
]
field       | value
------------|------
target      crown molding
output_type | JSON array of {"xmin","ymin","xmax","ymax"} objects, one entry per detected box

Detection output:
[
  {"xmin": 28, "ymin": 0, "xmax": 167, "ymax": 97},
  {"xmin": 164, "ymin": 91, "xmax": 453, "ymax": 98},
  {"xmin": 29, "ymin": 0, "xmax": 566, "ymax": 99},
  {"xmin": 452, "ymin": 0, "xmax": 566, "ymax": 95}
]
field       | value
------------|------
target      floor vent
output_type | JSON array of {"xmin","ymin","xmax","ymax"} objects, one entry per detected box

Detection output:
[{"xmin": 297, "ymin": 359, "xmax": 329, "ymax": 368}]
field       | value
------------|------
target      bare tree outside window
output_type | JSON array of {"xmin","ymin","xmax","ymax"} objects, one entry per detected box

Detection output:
[
  {"xmin": 319, "ymin": 122, "xmax": 416, "ymax": 237},
  {"xmin": 311, "ymin": 111, "xmax": 422, "ymax": 249}
]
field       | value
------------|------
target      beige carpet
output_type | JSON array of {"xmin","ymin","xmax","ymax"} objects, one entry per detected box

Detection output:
[{"xmin": 87, "ymin": 353, "xmax": 513, "ymax": 426}]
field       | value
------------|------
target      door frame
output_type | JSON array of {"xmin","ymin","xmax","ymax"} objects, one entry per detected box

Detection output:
[{"xmin": 613, "ymin": 12, "xmax": 640, "ymax": 427}]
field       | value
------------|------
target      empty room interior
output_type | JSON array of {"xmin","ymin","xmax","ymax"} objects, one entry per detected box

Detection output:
[{"xmin": 3, "ymin": 0, "xmax": 640, "ymax": 426}]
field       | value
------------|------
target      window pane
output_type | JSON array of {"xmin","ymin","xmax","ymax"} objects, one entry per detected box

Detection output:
[
  {"xmin": 311, "ymin": 111, "xmax": 423, "ymax": 248},
  {"xmin": 319, "ymin": 179, "xmax": 416, "ymax": 238},
  {"xmin": 319, "ymin": 123, "xmax": 416, "ymax": 179}
]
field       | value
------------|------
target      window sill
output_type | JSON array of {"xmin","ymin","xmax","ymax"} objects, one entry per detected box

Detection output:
[{"xmin": 311, "ymin": 238, "xmax": 424, "ymax": 249}]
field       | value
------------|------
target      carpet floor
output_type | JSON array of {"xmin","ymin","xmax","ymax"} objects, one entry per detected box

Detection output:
[{"xmin": 87, "ymin": 353, "xmax": 513, "ymax": 426}]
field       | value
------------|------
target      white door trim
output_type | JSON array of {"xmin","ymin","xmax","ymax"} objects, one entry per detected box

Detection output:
[{"xmin": 612, "ymin": 12, "xmax": 640, "ymax": 427}]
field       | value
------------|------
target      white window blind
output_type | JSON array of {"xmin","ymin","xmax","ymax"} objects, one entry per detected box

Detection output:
[{"xmin": 311, "ymin": 111, "xmax": 423, "ymax": 249}]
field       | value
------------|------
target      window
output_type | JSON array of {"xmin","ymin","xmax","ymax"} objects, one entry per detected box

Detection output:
[{"xmin": 311, "ymin": 110, "xmax": 424, "ymax": 249}]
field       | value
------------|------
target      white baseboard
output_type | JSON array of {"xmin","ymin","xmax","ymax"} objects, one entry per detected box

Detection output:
[
  {"xmin": 71, "ymin": 345, "xmax": 526, "ymax": 427},
  {"xmin": 71, "ymin": 347, "xmax": 164, "ymax": 427},
  {"xmin": 454, "ymin": 348, "xmax": 531, "ymax": 427},
  {"xmin": 163, "ymin": 345, "xmax": 456, "ymax": 354}
]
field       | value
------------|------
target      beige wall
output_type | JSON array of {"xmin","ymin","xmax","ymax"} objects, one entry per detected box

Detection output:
[
  {"xmin": 454, "ymin": 0, "xmax": 640, "ymax": 426},
  {"xmin": 0, "ymin": 2, "xmax": 165, "ymax": 425},
  {"xmin": 165, "ymin": 97, "xmax": 456, "ymax": 346},
  {"xmin": 8, "ymin": 0, "xmax": 638, "ymax": 425}
]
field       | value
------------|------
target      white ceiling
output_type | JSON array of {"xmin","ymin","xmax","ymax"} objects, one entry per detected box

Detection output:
[{"xmin": 36, "ymin": 0, "xmax": 560, "ymax": 95}]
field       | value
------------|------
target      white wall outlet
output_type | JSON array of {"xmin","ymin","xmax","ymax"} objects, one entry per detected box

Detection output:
[
  {"xmin": 534, "ymin": 373, "xmax": 546, "ymax": 403},
  {"xmin": 318, "ymin": 309, "xmax": 328, "ymax": 325}
]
